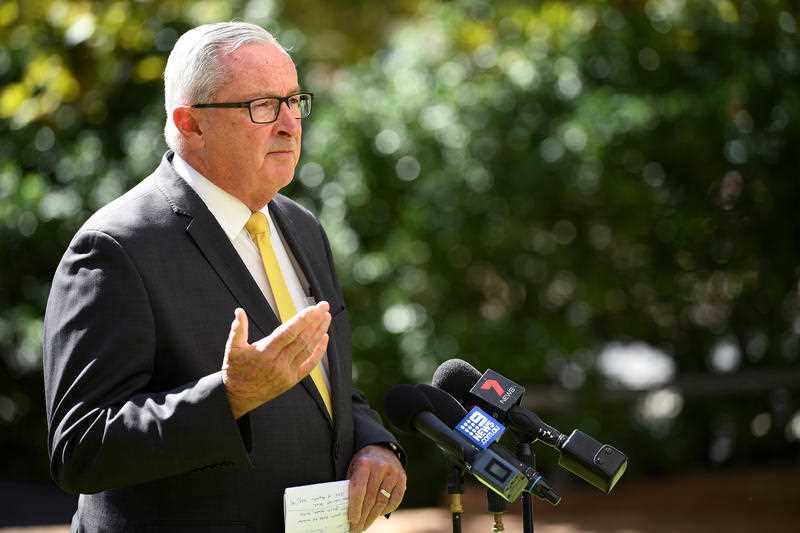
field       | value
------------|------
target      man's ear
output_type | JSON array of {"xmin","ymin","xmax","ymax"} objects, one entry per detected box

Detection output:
[{"xmin": 173, "ymin": 105, "xmax": 204, "ymax": 147}]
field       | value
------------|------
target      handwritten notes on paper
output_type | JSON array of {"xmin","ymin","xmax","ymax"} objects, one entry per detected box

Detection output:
[{"xmin": 284, "ymin": 479, "xmax": 349, "ymax": 533}]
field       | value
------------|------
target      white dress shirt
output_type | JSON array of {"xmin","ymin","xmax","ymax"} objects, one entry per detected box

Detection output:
[{"xmin": 173, "ymin": 153, "xmax": 331, "ymax": 389}]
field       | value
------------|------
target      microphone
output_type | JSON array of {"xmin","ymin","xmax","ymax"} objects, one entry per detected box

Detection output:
[
  {"xmin": 384, "ymin": 384, "xmax": 553, "ymax": 503},
  {"xmin": 432, "ymin": 359, "xmax": 628, "ymax": 494},
  {"xmin": 414, "ymin": 384, "xmax": 560, "ymax": 505},
  {"xmin": 384, "ymin": 384, "xmax": 475, "ymax": 462}
]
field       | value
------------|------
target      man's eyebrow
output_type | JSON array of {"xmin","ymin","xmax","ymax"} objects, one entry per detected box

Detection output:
[{"xmin": 241, "ymin": 88, "xmax": 302, "ymax": 100}]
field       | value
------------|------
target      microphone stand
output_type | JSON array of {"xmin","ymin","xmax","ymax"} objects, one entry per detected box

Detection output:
[
  {"xmin": 517, "ymin": 441, "xmax": 535, "ymax": 533},
  {"xmin": 447, "ymin": 464, "xmax": 464, "ymax": 533},
  {"xmin": 487, "ymin": 489, "xmax": 506, "ymax": 531}
]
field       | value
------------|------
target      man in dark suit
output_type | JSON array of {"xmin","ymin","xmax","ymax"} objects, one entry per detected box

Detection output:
[{"xmin": 43, "ymin": 22, "xmax": 406, "ymax": 532}]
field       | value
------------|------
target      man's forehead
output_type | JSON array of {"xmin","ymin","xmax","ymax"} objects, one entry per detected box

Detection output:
[
  {"xmin": 221, "ymin": 43, "xmax": 299, "ymax": 98},
  {"xmin": 227, "ymin": 42, "xmax": 295, "ymax": 72}
]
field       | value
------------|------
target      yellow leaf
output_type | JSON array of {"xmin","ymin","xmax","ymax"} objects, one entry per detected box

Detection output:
[
  {"xmin": 459, "ymin": 21, "xmax": 494, "ymax": 50},
  {"xmin": 0, "ymin": 83, "xmax": 27, "ymax": 118},
  {"xmin": 103, "ymin": 1, "xmax": 128, "ymax": 31},
  {"xmin": 134, "ymin": 55, "xmax": 166, "ymax": 82},
  {"xmin": 715, "ymin": 0, "xmax": 739, "ymax": 24},
  {"xmin": 0, "ymin": 1, "xmax": 19, "ymax": 27}
]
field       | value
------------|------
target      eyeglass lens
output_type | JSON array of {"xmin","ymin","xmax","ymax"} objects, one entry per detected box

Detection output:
[{"xmin": 250, "ymin": 94, "xmax": 311, "ymax": 123}]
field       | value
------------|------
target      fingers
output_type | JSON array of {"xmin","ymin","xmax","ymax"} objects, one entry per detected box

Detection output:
[
  {"xmin": 257, "ymin": 302, "xmax": 331, "ymax": 376},
  {"xmin": 221, "ymin": 309, "xmax": 255, "ymax": 418},
  {"xmin": 356, "ymin": 476, "xmax": 405, "ymax": 531},
  {"xmin": 347, "ymin": 464, "xmax": 369, "ymax": 532},
  {"xmin": 224, "ymin": 302, "xmax": 331, "ymax": 413},
  {"xmin": 347, "ymin": 446, "xmax": 407, "ymax": 532},
  {"xmin": 384, "ymin": 481, "xmax": 405, "ymax": 515},
  {"xmin": 296, "ymin": 334, "xmax": 329, "ymax": 377},
  {"xmin": 267, "ymin": 301, "xmax": 330, "ymax": 352},
  {"xmin": 289, "ymin": 309, "xmax": 331, "ymax": 368},
  {"xmin": 355, "ymin": 470, "xmax": 384, "ymax": 532},
  {"xmin": 359, "ymin": 473, "xmax": 406, "ymax": 531},
  {"xmin": 225, "ymin": 308, "xmax": 249, "ymax": 353}
]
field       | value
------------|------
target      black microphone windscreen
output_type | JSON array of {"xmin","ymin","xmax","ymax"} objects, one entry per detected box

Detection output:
[
  {"xmin": 384, "ymin": 384, "xmax": 435, "ymax": 433},
  {"xmin": 431, "ymin": 358, "xmax": 482, "ymax": 402},
  {"xmin": 507, "ymin": 405, "xmax": 544, "ymax": 438},
  {"xmin": 415, "ymin": 384, "xmax": 468, "ymax": 427}
]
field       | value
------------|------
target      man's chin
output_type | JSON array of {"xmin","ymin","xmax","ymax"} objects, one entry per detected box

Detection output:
[{"xmin": 263, "ymin": 169, "xmax": 295, "ymax": 193}]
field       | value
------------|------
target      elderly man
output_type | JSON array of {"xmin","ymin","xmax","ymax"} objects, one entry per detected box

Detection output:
[{"xmin": 43, "ymin": 22, "xmax": 406, "ymax": 532}]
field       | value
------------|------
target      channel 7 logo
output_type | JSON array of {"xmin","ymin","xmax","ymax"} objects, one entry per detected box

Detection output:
[{"xmin": 456, "ymin": 406, "xmax": 506, "ymax": 449}]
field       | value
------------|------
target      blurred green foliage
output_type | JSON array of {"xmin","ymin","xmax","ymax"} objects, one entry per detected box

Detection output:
[{"xmin": 1, "ymin": 0, "xmax": 799, "ymax": 506}]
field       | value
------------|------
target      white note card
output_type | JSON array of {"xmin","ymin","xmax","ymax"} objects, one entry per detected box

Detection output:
[{"xmin": 284, "ymin": 479, "xmax": 350, "ymax": 533}]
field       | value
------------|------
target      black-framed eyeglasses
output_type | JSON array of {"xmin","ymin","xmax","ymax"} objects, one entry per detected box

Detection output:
[{"xmin": 191, "ymin": 92, "xmax": 313, "ymax": 124}]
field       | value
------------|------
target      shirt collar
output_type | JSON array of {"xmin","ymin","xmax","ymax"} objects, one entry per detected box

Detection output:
[{"xmin": 172, "ymin": 153, "xmax": 269, "ymax": 240}]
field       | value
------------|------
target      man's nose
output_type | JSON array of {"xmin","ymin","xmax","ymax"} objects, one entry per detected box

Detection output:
[{"xmin": 275, "ymin": 100, "xmax": 301, "ymax": 135}]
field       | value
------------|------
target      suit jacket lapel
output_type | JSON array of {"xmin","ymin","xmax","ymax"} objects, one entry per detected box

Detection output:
[{"xmin": 154, "ymin": 153, "xmax": 280, "ymax": 340}]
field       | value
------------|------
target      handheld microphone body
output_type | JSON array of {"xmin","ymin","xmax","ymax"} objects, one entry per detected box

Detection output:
[
  {"xmin": 411, "ymin": 409, "xmax": 479, "ymax": 463},
  {"xmin": 416, "ymin": 413, "xmax": 532, "ymax": 503}
]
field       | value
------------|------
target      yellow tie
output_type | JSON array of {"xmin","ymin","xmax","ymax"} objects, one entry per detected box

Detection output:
[{"xmin": 245, "ymin": 211, "xmax": 333, "ymax": 418}]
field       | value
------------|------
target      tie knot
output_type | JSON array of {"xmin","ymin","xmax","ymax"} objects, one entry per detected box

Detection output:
[{"xmin": 245, "ymin": 211, "xmax": 269, "ymax": 237}]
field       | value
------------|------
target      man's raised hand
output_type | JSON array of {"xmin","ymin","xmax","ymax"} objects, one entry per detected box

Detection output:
[{"xmin": 221, "ymin": 302, "xmax": 331, "ymax": 419}]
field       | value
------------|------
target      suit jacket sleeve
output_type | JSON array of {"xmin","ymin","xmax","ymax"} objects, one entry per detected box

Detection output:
[
  {"xmin": 43, "ymin": 229, "xmax": 253, "ymax": 494},
  {"xmin": 317, "ymin": 223, "xmax": 405, "ymax": 464}
]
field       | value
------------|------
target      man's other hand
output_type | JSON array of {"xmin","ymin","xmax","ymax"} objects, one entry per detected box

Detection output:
[
  {"xmin": 221, "ymin": 302, "xmax": 331, "ymax": 419},
  {"xmin": 347, "ymin": 444, "xmax": 406, "ymax": 532}
]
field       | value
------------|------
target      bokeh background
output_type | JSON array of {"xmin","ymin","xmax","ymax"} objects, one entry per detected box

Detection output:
[{"xmin": 1, "ymin": 0, "xmax": 799, "ymax": 530}]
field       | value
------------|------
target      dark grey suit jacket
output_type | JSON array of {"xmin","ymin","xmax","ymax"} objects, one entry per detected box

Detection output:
[{"xmin": 43, "ymin": 151, "xmax": 401, "ymax": 532}]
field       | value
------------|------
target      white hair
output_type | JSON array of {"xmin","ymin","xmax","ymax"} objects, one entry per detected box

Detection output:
[{"xmin": 163, "ymin": 22, "xmax": 286, "ymax": 152}]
